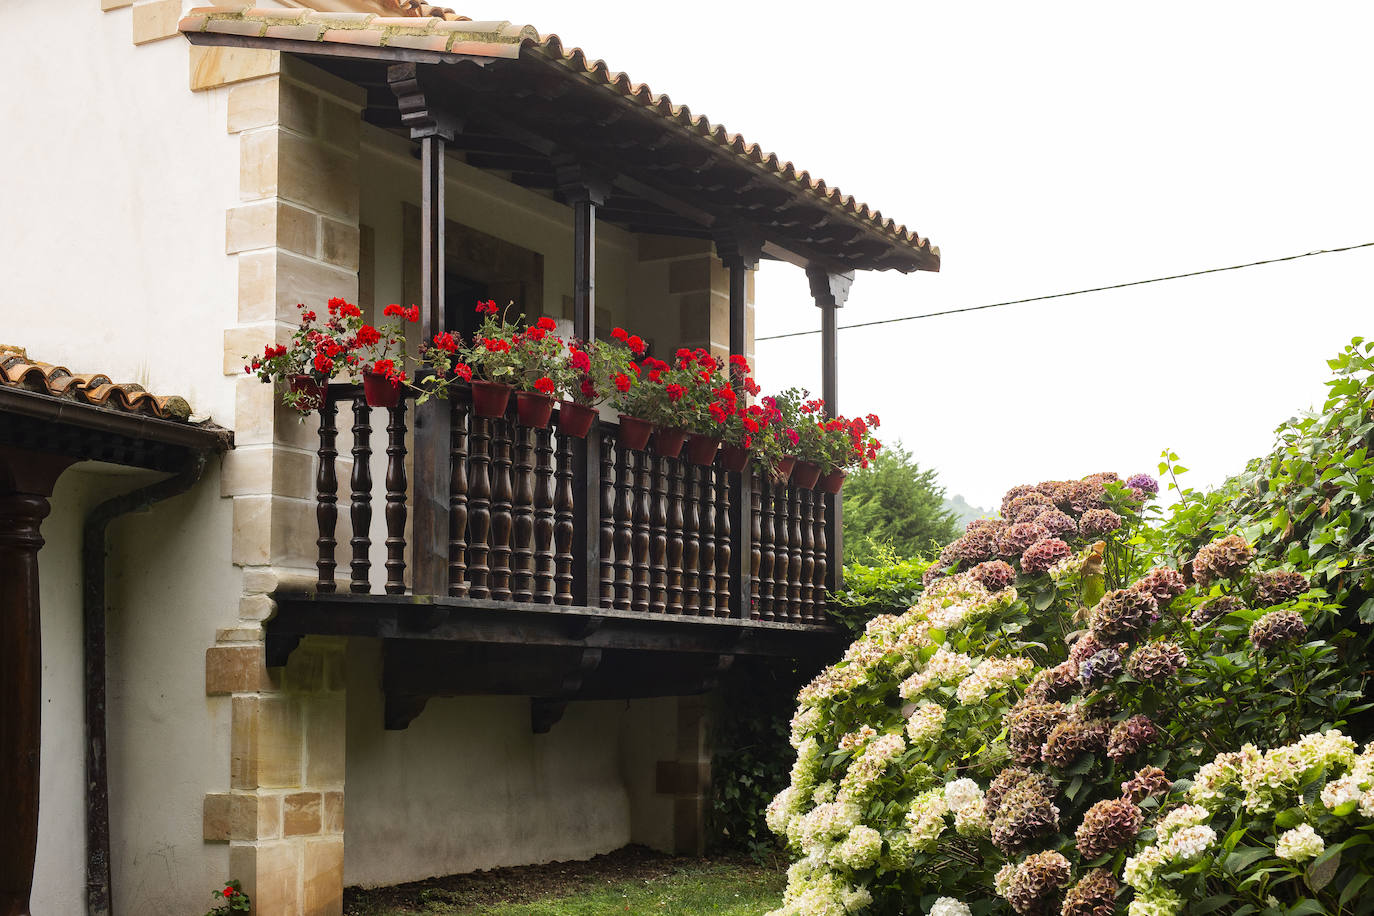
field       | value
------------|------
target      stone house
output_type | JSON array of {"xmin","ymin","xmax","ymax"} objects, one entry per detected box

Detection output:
[{"xmin": 0, "ymin": 2, "xmax": 939, "ymax": 914}]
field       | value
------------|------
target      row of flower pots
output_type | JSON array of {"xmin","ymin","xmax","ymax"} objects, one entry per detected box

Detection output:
[{"xmin": 300, "ymin": 370, "xmax": 843, "ymax": 490}]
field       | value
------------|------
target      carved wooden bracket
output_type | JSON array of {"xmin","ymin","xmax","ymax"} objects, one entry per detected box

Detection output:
[
  {"xmin": 387, "ymin": 62, "xmax": 464, "ymax": 140},
  {"xmin": 805, "ymin": 264, "xmax": 854, "ymax": 309},
  {"xmin": 552, "ymin": 156, "xmax": 613, "ymax": 206},
  {"xmin": 714, "ymin": 226, "xmax": 764, "ymax": 271}
]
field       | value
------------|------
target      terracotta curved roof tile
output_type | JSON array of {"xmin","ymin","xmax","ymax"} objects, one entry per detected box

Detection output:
[
  {"xmin": 179, "ymin": 6, "xmax": 939, "ymax": 267},
  {"xmin": 0, "ymin": 347, "xmax": 193, "ymax": 422}
]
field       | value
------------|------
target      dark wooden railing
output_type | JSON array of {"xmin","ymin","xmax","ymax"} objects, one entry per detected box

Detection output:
[{"xmin": 312, "ymin": 383, "xmax": 837, "ymax": 622}]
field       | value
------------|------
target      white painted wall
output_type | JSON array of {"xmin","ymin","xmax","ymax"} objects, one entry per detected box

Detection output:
[
  {"xmin": 0, "ymin": 1, "xmax": 241, "ymax": 424},
  {"xmin": 343, "ymin": 639, "xmax": 635, "ymax": 886}
]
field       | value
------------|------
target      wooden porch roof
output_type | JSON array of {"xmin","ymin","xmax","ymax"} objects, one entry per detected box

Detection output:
[{"xmin": 180, "ymin": 7, "xmax": 941, "ymax": 274}]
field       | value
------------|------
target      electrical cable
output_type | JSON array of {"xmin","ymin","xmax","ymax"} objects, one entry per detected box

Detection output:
[{"xmin": 755, "ymin": 241, "xmax": 1374, "ymax": 342}]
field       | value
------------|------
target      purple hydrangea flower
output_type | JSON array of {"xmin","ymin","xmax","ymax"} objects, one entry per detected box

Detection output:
[{"xmin": 1126, "ymin": 474, "xmax": 1159, "ymax": 496}]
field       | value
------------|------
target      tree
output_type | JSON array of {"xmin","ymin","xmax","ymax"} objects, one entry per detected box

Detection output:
[{"xmin": 841, "ymin": 443, "xmax": 959, "ymax": 564}]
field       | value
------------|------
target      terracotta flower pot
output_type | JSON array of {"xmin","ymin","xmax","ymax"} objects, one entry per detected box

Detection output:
[
  {"xmin": 773, "ymin": 455, "xmax": 797, "ymax": 484},
  {"xmin": 362, "ymin": 371, "xmax": 400, "ymax": 408},
  {"xmin": 719, "ymin": 444, "xmax": 750, "ymax": 472},
  {"xmin": 516, "ymin": 390, "xmax": 554, "ymax": 428},
  {"xmin": 617, "ymin": 415, "xmax": 652, "ymax": 450},
  {"xmin": 652, "ymin": 427, "xmax": 687, "ymax": 459},
  {"xmin": 558, "ymin": 401, "xmax": 596, "ymax": 438},
  {"xmin": 819, "ymin": 468, "xmax": 846, "ymax": 494},
  {"xmin": 686, "ymin": 434, "xmax": 721, "ymax": 466},
  {"xmin": 288, "ymin": 374, "xmax": 324, "ymax": 410},
  {"xmin": 792, "ymin": 460, "xmax": 823, "ymax": 489},
  {"xmin": 471, "ymin": 380, "xmax": 513, "ymax": 418}
]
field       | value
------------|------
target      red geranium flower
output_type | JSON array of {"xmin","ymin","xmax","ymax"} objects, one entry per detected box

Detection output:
[
  {"xmin": 454, "ymin": 362, "xmax": 473, "ymax": 382},
  {"xmin": 569, "ymin": 349, "xmax": 591, "ymax": 373},
  {"xmin": 612, "ymin": 327, "xmax": 628, "ymax": 341},
  {"xmin": 580, "ymin": 377, "xmax": 597, "ymax": 399},
  {"xmin": 614, "ymin": 373, "xmax": 632, "ymax": 393},
  {"xmin": 665, "ymin": 383, "xmax": 686, "ymax": 401},
  {"xmin": 476, "ymin": 299, "xmax": 499, "ymax": 315},
  {"xmin": 534, "ymin": 376, "xmax": 555, "ymax": 395},
  {"xmin": 626, "ymin": 335, "xmax": 646, "ymax": 356},
  {"xmin": 383, "ymin": 303, "xmax": 404, "ymax": 317},
  {"xmin": 356, "ymin": 325, "xmax": 381, "ymax": 347},
  {"xmin": 537, "ymin": 316, "xmax": 557, "ymax": 331}
]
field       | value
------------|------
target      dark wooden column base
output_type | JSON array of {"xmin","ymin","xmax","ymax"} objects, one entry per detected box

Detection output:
[{"xmin": 0, "ymin": 448, "xmax": 73, "ymax": 916}]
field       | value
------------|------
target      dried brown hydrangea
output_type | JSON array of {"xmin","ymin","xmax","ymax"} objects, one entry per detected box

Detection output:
[
  {"xmin": 1051, "ymin": 479, "xmax": 1108, "ymax": 515},
  {"xmin": 1089, "ymin": 588, "xmax": 1159, "ymax": 640},
  {"xmin": 999, "ymin": 522, "xmax": 1050, "ymax": 557},
  {"xmin": 1043, "ymin": 715, "xmax": 1110, "ymax": 768},
  {"xmin": 970, "ymin": 559, "xmax": 1017, "ymax": 592},
  {"xmin": 1001, "ymin": 484, "xmax": 1041, "ymax": 520},
  {"xmin": 1075, "ymin": 796, "xmax": 1143, "ymax": 859},
  {"xmin": 1125, "ymin": 641, "xmax": 1187, "ymax": 683},
  {"xmin": 1106, "ymin": 714, "xmax": 1160, "ymax": 761},
  {"xmin": 1078, "ymin": 648, "xmax": 1122, "ymax": 688},
  {"xmin": 1253, "ymin": 569, "xmax": 1311, "ymax": 605},
  {"xmin": 1079, "ymin": 508, "xmax": 1123, "ymax": 537},
  {"xmin": 1060, "ymin": 868, "xmax": 1119, "ymax": 916},
  {"xmin": 1024, "ymin": 661, "xmax": 1081, "ymax": 703},
  {"xmin": 1192, "ymin": 534, "xmax": 1254, "ymax": 587},
  {"xmin": 992, "ymin": 778, "xmax": 1062, "ymax": 855},
  {"xmin": 1068, "ymin": 631, "xmax": 1108, "ymax": 666},
  {"xmin": 1191, "ymin": 594, "xmax": 1244, "ymax": 625},
  {"xmin": 1022, "ymin": 538, "xmax": 1072, "ymax": 575},
  {"xmin": 1121, "ymin": 765, "xmax": 1172, "ymax": 803},
  {"xmin": 968, "ymin": 516, "xmax": 1009, "ymax": 536},
  {"xmin": 1009, "ymin": 491, "xmax": 1058, "ymax": 523},
  {"xmin": 923, "ymin": 563, "xmax": 950, "ymax": 587},
  {"xmin": 1007, "ymin": 701, "xmax": 1071, "ymax": 764},
  {"xmin": 1035, "ymin": 509, "xmax": 1079, "ymax": 539},
  {"xmin": 1006, "ymin": 850, "xmax": 1072, "ymax": 914},
  {"xmin": 951, "ymin": 528, "xmax": 999, "ymax": 566},
  {"xmin": 1132, "ymin": 567, "xmax": 1187, "ymax": 605},
  {"xmin": 1249, "ymin": 609, "xmax": 1307, "ymax": 650},
  {"xmin": 986, "ymin": 767, "xmax": 1057, "ymax": 820}
]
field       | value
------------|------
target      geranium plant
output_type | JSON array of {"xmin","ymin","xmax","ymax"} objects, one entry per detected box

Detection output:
[
  {"xmin": 203, "ymin": 879, "xmax": 250, "ymax": 915},
  {"xmin": 457, "ymin": 300, "xmax": 564, "ymax": 394}
]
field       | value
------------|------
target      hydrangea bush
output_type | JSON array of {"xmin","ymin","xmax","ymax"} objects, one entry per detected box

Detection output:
[{"xmin": 766, "ymin": 471, "xmax": 1369, "ymax": 916}]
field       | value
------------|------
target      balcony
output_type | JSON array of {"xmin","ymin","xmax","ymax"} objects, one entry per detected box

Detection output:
[{"xmin": 266, "ymin": 382, "xmax": 846, "ymax": 730}]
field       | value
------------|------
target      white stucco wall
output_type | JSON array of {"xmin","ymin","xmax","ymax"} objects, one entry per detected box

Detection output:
[
  {"xmin": 343, "ymin": 639, "xmax": 636, "ymax": 886},
  {"xmin": 0, "ymin": 1, "xmax": 241, "ymax": 424}
]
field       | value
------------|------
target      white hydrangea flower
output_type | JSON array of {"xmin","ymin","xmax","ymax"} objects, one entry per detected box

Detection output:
[
  {"xmin": 929, "ymin": 898, "xmax": 972, "ymax": 916},
  {"xmin": 1155, "ymin": 804, "xmax": 1210, "ymax": 841},
  {"xmin": 1123, "ymin": 844, "xmax": 1168, "ymax": 889},
  {"xmin": 766, "ymin": 786, "xmax": 800, "ymax": 835},
  {"xmin": 812, "ymin": 781, "xmax": 837, "ymax": 806},
  {"xmin": 898, "ymin": 646, "xmax": 974, "ymax": 699},
  {"xmin": 838, "ymin": 734, "xmax": 905, "ymax": 801},
  {"xmin": 943, "ymin": 778, "xmax": 982, "ymax": 815},
  {"xmin": 1127, "ymin": 886, "xmax": 1184, "ymax": 916},
  {"xmin": 789, "ymin": 705, "xmax": 823, "ymax": 749},
  {"xmin": 1275, "ymin": 823, "xmax": 1324, "ymax": 862},
  {"xmin": 838, "ymin": 725, "xmax": 878, "ymax": 751},
  {"xmin": 835, "ymin": 824, "xmax": 883, "ymax": 870},
  {"xmin": 954, "ymin": 655, "xmax": 1032, "ymax": 703},
  {"xmin": 905, "ymin": 788, "xmax": 949, "ymax": 851},
  {"xmin": 993, "ymin": 863, "xmax": 1016, "ymax": 898},
  {"xmin": 905, "ymin": 703, "xmax": 946, "ymax": 744},
  {"xmin": 1162, "ymin": 824, "xmax": 1216, "ymax": 862},
  {"xmin": 1322, "ymin": 774, "xmax": 1364, "ymax": 813}
]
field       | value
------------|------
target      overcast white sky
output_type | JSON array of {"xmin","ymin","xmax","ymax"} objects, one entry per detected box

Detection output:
[{"xmin": 487, "ymin": 1, "xmax": 1372, "ymax": 510}]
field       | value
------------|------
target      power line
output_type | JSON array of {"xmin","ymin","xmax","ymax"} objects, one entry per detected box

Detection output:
[{"xmin": 755, "ymin": 241, "xmax": 1374, "ymax": 342}]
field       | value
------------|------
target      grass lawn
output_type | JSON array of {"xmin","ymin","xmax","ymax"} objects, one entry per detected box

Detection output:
[{"xmin": 345, "ymin": 847, "xmax": 785, "ymax": 916}]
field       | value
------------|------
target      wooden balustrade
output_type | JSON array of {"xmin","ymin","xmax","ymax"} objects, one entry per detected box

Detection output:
[{"xmin": 312, "ymin": 383, "xmax": 838, "ymax": 623}]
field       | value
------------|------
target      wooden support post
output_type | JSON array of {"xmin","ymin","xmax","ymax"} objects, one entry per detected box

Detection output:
[
  {"xmin": 390, "ymin": 63, "xmax": 460, "ymax": 596},
  {"xmin": 806, "ymin": 264, "xmax": 852, "ymax": 591},
  {"xmin": 716, "ymin": 231, "xmax": 761, "ymax": 619},
  {"xmin": 558, "ymin": 165, "xmax": 610, "ymax": 605},
  {"xmin": 0, "ymin": 447, "xmax": 73, "ymax": 916}
]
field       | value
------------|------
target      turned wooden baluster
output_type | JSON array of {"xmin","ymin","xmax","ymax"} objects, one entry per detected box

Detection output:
[
  {"xmin": 512, "ymin": 423, "xmax": 535, "ymax": 602},
  {"xmin": 773, "ymin": 480, "xmax": 790, "ymax": 621},
  {"xmin": 682, "ymin": 455, "xmax": 701, "ymax": 615},
  {"xmin": 534, "ymin": 427, "xmax": 555, "ymax": 604},
  {"xmin": 467, "ymin": 415, "xmax": 492, "ymax": 599},
  {"xmin": 349, "ymin": 394, "xmax": 373, "ymax": 594},
  {"xmin": 315, "ymin": 391, "xmax": 339, "ymax": 592},
  {"xmin": 698, "ymin": 463, "xmax": 716, "ymax": 616},
  {"xmin": 799, "ymin": 488, "xmax": 815, "ymax": 619},
  {"xmin": 598, "ymin": 435, "xmax": 615, "ymax": 608},
  {"xmin": 757, "ymin": 475, "xmax": 775, "ymax": 620},
  {"xmin": 631, "ymin": 450, "xmax": 651, "ymax": 613},
  {"xmin": 554, "ymin": 429, "xmax": 576, "ymax": 606},
  {"xmin": 613, "ymin": 442, "xmax": 633, "ymax": 610},
  {"xmin": 715, "ymin": 463, "xmax": 731, "ymax": 617},
  {"xmin": 490, "ymin": 414, "xmax": 514, "ymax": 601},
  {"xmin": 787, "ymin": 484, "xmax": 803, "ymax": 621},
  {"xmin": 666, "ymin": 456, "xmax": 685, "ymax": 614},
  {"xmin": 813, "ymin": 491, "xmax": 829, "ymax": 612},
  {"xmin": 384, "ymin": 401, "xmax": 409, "ymax": 595},
  {"xmin": 749, "ymin": 483, "xmax": 763, "ymax": 619},
  {"xmin": 448, "ymin": 401, "xmax": 469, "ymax": 598},
  {"xmin": 649, "ymin": 454, "xmax": 667, "ymax": 612}
]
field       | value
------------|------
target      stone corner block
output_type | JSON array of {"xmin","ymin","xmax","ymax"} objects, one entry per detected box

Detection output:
[
  {"xmin": 207, "ymin": 644, "xmax": 275, "ymax": 696},
  {"xmin": 191, "ymin": 46, "xmax": 281, "ymax": 93},
  {"xmin": 131, "ymin": 0, "xmax": 181, "ymax": 45},
  {"xmin": 203, "ymin": 793, "xmax": 233, "ymax": 842}
]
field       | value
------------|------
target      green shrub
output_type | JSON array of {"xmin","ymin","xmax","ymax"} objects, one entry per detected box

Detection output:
[{"xmin": 829, "ymin": 550, "xmax": 934, "ymax": 635}]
